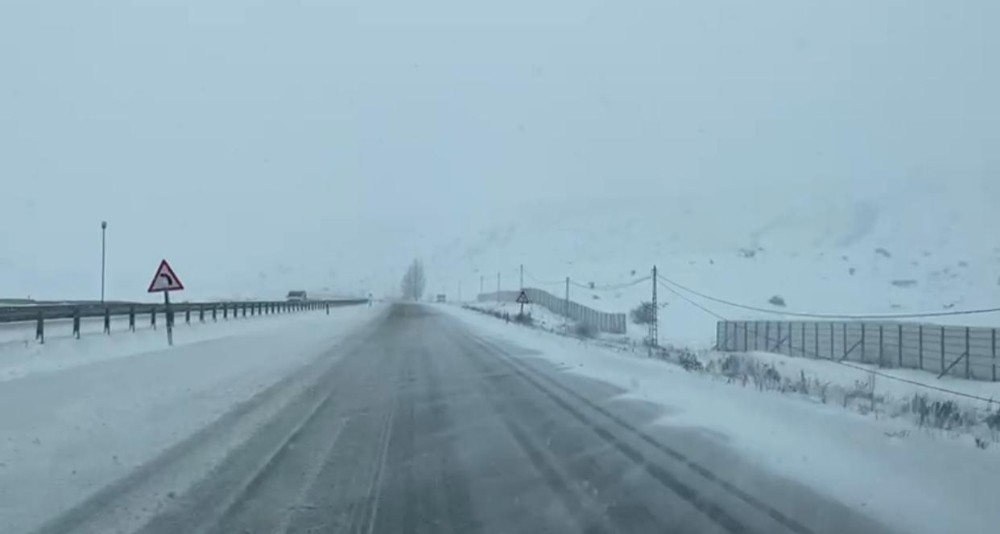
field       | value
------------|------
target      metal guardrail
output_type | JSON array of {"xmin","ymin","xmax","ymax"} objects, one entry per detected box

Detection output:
[
  {"xmin": 716, "ymin": 320, "xmax": 999, "ymax": 382},
  {"xmin": 1, "ymin": 299, "xmax": 369, "ymax": 343}
]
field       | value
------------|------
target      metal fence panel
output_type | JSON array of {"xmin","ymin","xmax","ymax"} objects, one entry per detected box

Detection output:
[
  {"xmin": 717, "ymin": 320, "xmax": 1000, "ymax": 382},
  {"xmin": 478, "ymin": 288, "xmax": 627, "ymax": 334}
]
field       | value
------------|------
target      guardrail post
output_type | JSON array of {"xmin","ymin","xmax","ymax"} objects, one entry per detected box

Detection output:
[
  {"xmin": 35, "ymin": 312, "xmax": 44, "ymax": 344},
  {"xmin": 73, "ymin": 308, "xmax": 81, "ymax": 339},
  {"xmin": 223, "ymin": 305, "xmax": 228, "ymax": 320},
  {"xmin": 185, "ymin": 307, "xmax": 191, "ymax": 325},
  {"xmin": 151, "ymin": 307, "xmax": 157, "ymax": 330},
  {"xmin": 242, "ymin": 304, "xmax": 247, "ymax": 318},
  {"xmin": 129, "ymin": 306, "xmax": 136, "ymax": 332},
  {"xmin": 199, "ymin": 306, "xmax": 205, "ymax": 323},
  {"xmin": 212, "ymin": 306, "xmax": 217, "ymax": 322},
  {"xmin": 251, "ymin": 304, "xmax": 256, "ymax": 317},
  {"xmin": 326, "ymin": 302, "xmax": 330, "ymax": 315},
  {"xmin": 104, "ymin": 307, "xmax": 111, "ymax": 335}
]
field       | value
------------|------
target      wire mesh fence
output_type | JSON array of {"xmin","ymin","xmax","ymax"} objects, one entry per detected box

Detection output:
[
  {"xmin": 716, "ymin": 320, "xmax": 999, "ymax": 382},
  {"xmin": 478, "ymin": 288, "xmax": 627, "ymax": 334}
]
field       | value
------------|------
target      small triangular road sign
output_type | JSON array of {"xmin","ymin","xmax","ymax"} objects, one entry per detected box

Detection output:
[
  {"xmin": 516, "ymin": 290, "xmax": 530, "ymax": 304},
  {"xmin": 147, "ymin": 259, "xmax": 185, "ymax": 293}
]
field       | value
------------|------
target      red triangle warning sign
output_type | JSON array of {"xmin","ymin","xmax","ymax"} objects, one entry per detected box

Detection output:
[
  {"xmin": 147, "ymin": 259, "xmax": 185, "ymax": 293},
  {"xmin": 516, "ymin": 290, "xmax": 530, "ymax": 304}
]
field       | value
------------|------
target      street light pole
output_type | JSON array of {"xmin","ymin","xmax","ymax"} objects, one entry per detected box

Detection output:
[{"xmin": 101, "ymin": 221, "xmax": 107, "ymax": 303}]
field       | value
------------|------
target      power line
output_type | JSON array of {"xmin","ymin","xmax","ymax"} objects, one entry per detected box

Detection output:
[
  {"xmin": 523, "ymin": 271, "xmax": 565, "ymax": 286},
  {"xmin": 657, "ymin": 280, "xmax": 726, "ymax": 320},
  {"xmin": 657, "ymin": 274, "xmax": 1000, "ymax": 320},
  {"xmin": 569, "ymin": 275, "xmax": 652, "ymax": 292}
]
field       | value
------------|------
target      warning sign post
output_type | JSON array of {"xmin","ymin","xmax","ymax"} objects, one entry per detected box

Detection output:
[
  {"xmin": 516, "ymin": 290, "xmax": 530, "ymax": 316},
  {"xmin": 147, "ymin": 260, "xmax": 185, "ymax": 346}
]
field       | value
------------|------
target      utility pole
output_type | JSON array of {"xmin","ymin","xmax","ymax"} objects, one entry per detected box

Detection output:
[
  {"xmin": 520, "ymin": 264, "xmax": 524, "ymax": 290},
  {"xmin": 496, "ymin": 272, "xmax": 501, "ymax": 303},
  {"xmin": 100, "ymin": 221, "xmax": 108, "ymax": 303},
  {"xmin": 650, "ymin": 265, "xmax": 658, "ymax": 350}
]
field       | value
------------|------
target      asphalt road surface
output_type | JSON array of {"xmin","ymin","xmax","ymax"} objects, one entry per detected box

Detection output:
[{"xmin": 35, "ymin": 304, "xmax": 895, "ymax": 534}]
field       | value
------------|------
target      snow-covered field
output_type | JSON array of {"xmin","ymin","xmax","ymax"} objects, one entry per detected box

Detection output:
[
  {"xmin": 440, "ymin": 304, "xmax": 1000, "ymax": 534},
  {"xmin": 0, "ymin": 304, "xmax": 384, "ymax": 534},
  {"xmin": 429, "ymin": 184, "xmax": 1000, "ymax": 349}
]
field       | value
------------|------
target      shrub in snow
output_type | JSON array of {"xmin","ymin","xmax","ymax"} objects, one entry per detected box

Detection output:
[
  {"xmin": 514, "ymin": 313, "xmax": 533, "ymax": 325},
  {"xmin": 768, "ymin": 295, "xmax": 786, "ymax": 307},
  {"xmin": 574, "ymin": 322, "xmax": 596, "ymax": 338},
  {"xmin": 875, "ymin": 247, "xmax": 892, "ymax": 258},
  {"xmin": 630, "ymin": 302, "xmax": 655, "ymax": 325},
  {"xmin": 678, "ymin": 351, "xmax": 703, "ymax": 372}
]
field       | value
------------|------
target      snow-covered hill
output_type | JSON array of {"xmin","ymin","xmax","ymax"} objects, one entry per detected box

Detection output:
[{"xmin": 427, "ymin": 180, "xmax": 1000, "ymax": 347}]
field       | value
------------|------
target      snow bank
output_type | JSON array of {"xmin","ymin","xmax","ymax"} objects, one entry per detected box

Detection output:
[
  {"xmin": 0, "ymin": 304, "xmax": 383, "ymax": 534},
  {"xmin": 441, "ymin": 305, "xmax": 1000, "ymax": 534},
  {"xmin": 0, "ymin": 308, "xmax": 358, "ymax": 383}
]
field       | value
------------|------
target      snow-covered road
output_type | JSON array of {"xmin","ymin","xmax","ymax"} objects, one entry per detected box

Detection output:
[{"xmin": 3, "ymin": 302, "xmax": 996, "ymax": 534}]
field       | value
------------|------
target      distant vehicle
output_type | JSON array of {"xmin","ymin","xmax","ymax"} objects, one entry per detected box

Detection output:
[
  {"xmin": 435, "ymin": 294, "xmax": 446, "ymax": 303},
  {"xmin": 286, "ymin": 290, "xmax": 307, "ymax": 302}
]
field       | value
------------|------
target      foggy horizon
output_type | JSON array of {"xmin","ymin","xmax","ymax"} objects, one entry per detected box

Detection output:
[{"xmin": 2, "ymin": 0, "xmax": 997, "ymax": 301}]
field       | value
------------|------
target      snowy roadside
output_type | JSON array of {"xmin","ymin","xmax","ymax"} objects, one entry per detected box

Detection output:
[
  {"xmin": 438, "ymin": 303, "xmax": 1000, "ymax": 534},
  {"xmin": 0, "ymin": 306, "xmax": 361, "ymax": 383},
  {"xmin": 0, "ymin": 304, "xmax": 385, "ymax": 534}
]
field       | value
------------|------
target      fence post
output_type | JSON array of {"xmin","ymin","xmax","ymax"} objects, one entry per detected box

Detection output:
[
  {"xmin": 829, "ymin": 323, "xmax": 834, "ymax": 359},
  {"xmin": 73, "ymin": 308, "xmax": 81, "ymax": 339},
  {"xmin": 993, "ymin": 329, "xmax": 997, "ymax": 382},
  {"xmin": 800, "ymin": 322, "xmax": 806, "ymax": 357},
  {"xmin": 814, "ymin": 323, "xmax": 819, "ymax": 358},
  {"xmin": 104, "ymin": 307, "xmax": 111, "ymax": 335},
  {"xmin": 918, "ymin": 324, "xmax": 923, "ymax": 370},
  {"xmin": 940, "ymin": 326, "xmax": 946, "ymax": 375},
  {"xmin": 965, "ymin": 327, "xmax": 971, "ymax": 379},
  {"xmin": 35, "ymin": 312, "xmax": 44, "ymax": 344},
  {"xmin": 842, "ymin": 323, "xmax": 847, "ymax": 360},
  {"xmin": 878, "ymin": 325, "xmax": 884, "ymax": 367},
  {"xmin": 743, "ymin": 321, "xmax": 749, "ymax": 351},
  {"xmin": 898, "ymin": 324, "xmax": 903, "ymax": 368},
  {"xmin": 764, "ymin": 322, "xmax": 771, "ymax": 351},
  {"xmin": 860, "ymin": 324, "xmax": 866, "ymax": 363},
  {"xmin": 777, "ymin": 322, "xmax": 782, "ymax": 353}
]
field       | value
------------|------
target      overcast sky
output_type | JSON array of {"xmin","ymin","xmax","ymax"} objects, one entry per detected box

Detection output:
[{"xmin": 1, "ymin": 1, "xmax": 997, "ymax": 301}]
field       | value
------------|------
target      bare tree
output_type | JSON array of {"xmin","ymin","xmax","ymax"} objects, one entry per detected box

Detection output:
[{"xmin": 400, "ymin": 259, "xmax": 426, "ymax": 300}]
